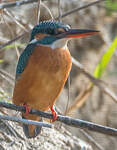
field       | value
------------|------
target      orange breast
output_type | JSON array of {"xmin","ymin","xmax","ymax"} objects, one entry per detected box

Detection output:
[{"xmin": 13, "ymin": 45, "xmax": 72, "ymax": 111}]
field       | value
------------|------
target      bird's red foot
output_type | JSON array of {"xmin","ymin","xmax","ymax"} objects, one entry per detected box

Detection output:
[
  {"xmin": 23, "ymin": 103, "xmax": 31, "ymax": 115},
  {"xmin": 50, "ymin": 106, "xmax": 58, "ymax": 122}
]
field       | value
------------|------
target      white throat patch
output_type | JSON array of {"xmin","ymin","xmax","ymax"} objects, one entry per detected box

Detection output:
[{"xmin": 50, "ymin": 38, "xmax": 68, "ymax": 50}]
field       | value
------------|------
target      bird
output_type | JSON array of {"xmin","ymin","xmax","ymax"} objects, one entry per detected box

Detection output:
[{"xmin": 13, "ymin": 20, "xmax": 99, "ymax": 138}]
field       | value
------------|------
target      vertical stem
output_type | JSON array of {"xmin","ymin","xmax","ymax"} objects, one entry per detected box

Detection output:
[
  {"xmin": 37, "ymin": 0, "xmax": 41, "ymax": 24},
  {"xmin": 65, "ymin": 74, "xmax": 71, "ymax": 115},
  {"xmin": 41, "ymin": 2, "xmax": 54, "ymax": 20},
  {"xmin": 58, "ymin": 0, "xmax": 62, "ymax": 21}
]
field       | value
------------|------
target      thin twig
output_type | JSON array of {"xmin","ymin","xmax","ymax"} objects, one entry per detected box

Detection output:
[
  {"xmin": 0, "ymin": 72, "xmax": 14, "ymax": 86},
  {"xmin": 41, "ymin": 2, "xmax": 54, "ymax": 20},
  {"xmin": 1, "ymin": 120, "xmax": 25, "ymax": 140},
  {"xmin": 2, "ymin": 10, "xmax": 20, "ymax": 58},
  {"xmin": 79, "ymin": 129, "xmax": 104, "ymax": 150},
  {"xmin": 0, "ymin": 0, "xmax": 39, "ymax": 9},
  {"xmin": 0, "ymin": 102, "xmax": 117, "ymax": 137},
  {"xmin": 0, "ymin": 32, "xmax": 29, "ymax": 50},
  {"xmin": 55, "ymin": 0, "xmax": 105, "ymax": 20},
  {"xmin": 0, "ymin": 114, "xmax": 52, "ymax": 128},
  {"xmin": 1, "ymin": 120, "xmax": 18, "ymax": 138},
  {"xmin": 0, "ymin": 130, "xmax": 13, "ymax": 142},
  {"xmin": 72, "ymin": 57, "xmax": 117, "ymax": 103},
  {"xmin": 0, "ymin": 69, "xmax": 15, "ymax": 81},
  {"xmin": 67, "ymin": 83, "xmax": 93, "ymax": 115},
  {"xmin": 4, "ymin": 9, "xmax": 29, "ymax": 32}
]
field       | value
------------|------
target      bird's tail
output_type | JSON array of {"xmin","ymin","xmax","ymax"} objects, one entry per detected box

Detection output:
[{"xmin": 22, "ymin": 113, "xmax": 42, "ymax": 138}]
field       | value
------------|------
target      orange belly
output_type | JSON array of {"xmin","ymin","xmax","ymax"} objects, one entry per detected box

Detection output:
[{"xmin": 13, "ymin": 45, "xmax": 72, "ymax": 112}]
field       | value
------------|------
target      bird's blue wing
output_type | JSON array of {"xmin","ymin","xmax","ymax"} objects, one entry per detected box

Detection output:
[{"xmin": 16, "ymin": 43, "xmax": 36, "ymax": 80}]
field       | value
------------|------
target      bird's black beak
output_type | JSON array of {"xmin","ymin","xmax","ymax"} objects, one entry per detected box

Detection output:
[{"xmin": 57, "ymin": 29, "xmax": 99, "ymax": 39}]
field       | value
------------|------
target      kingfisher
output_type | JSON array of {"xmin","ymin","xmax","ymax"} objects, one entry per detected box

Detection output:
[{"xmin": 13, "ymin": 20, "xmax": 99, "ymax": 138}]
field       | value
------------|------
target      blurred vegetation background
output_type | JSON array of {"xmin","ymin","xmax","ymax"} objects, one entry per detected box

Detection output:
[{"xmin": 0, "ymin": 0, "xmax": 117, "ymax": 149}]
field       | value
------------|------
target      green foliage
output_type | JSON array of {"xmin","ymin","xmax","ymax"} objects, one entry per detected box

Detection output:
[
  {"xmin": 105, "ymin": 0, "xmax": 117, "ymax": 15},
  {"xmin": 94, "ymin": 36, "xmax": 117, "ymax": 78},
  {"xmin": 0, "ymin": 90, "xmax": 11, "ymax": 102},
  {"xmin": 0, "ymin": 59, "xmax": 4, "ymax": 63},
  {"xmin": 3, "ymin": 43, "xmax": 25, "ymax": 50}
]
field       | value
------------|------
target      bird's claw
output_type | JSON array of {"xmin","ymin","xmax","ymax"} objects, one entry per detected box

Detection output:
[{"xmin": 50, "ymin": 106, "xmax": 58, "ymax": 122}]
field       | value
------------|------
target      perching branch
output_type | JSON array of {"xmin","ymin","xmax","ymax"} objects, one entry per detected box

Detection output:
[
  {"xmin": 0, "ymin": 101, "xmax": 117, "ymax": 137},
  {"xmin": 0, "ymin": 114, "xmax": 52, "ymax": 128}
]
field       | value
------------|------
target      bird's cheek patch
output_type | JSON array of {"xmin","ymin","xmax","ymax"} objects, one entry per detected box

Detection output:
[{"xmin": 35, "ymin": 33, "xmax": 49, "ymax": 41}]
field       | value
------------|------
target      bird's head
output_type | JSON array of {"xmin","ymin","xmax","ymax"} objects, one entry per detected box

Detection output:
[{"xmin": 30, "ymin": 20, "xmax": 99, "ymax": 49}]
